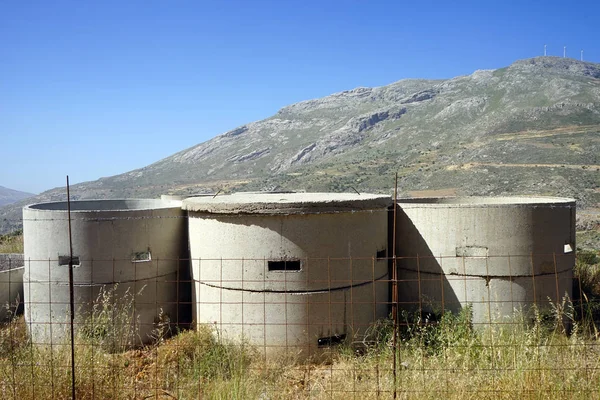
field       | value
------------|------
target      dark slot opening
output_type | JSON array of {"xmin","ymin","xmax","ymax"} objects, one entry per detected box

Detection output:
[
  {"xmin": 318, "ymin": 334, "xmax": 347, "ymax": 347},
  {"xmin": 132, "ymin": 250, "xmax": 152, "ymax": 263},
  {"xmin": 58, "ymin": 255, "xmax": 80, "ymax": 267},
  {"xmin": 268, "ymin": 260, "xmax": 301, "ymax": 272},
  {"xmin": 376, "ymin": 249, "xmax": 387, "ymax": 260}
]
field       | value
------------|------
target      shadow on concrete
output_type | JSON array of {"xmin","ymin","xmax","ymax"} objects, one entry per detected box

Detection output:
[{"xmin": 393, "ymin": 205, "xmax": 462, "ymax": 316}]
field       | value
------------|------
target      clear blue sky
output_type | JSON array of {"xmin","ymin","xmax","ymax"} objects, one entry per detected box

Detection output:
[{"xmin": 1, "ymin": 0, "xmax": 598, "ymax": 194}]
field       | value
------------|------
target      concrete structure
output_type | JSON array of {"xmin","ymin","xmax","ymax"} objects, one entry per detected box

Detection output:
[
  {"xmin": 160, "ymin": 193, "xmax": 215, "ymax": 203},
  {"xmin": 23, "ymin": 199, "xmax": 188, "ymax": 346},
  {"xmin": 395, "ymin": 196, "xmax": 576, "ymax": 325},
  {"xmin": 160, "ymin": 194, "xmax": 187, "ymax": 204},
  {"xmin": 0, "ymin": 254, "xmax": 24, "ymax": 321},
  {"xmin": 182, "ymin": 193, "xmax": 392, "ymax": 358}
]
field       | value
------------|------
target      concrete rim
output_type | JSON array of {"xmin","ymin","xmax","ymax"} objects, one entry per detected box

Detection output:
[
  {"xmin": 161, "ymin": 194, "xmax": 215, "ymax": 201},
  {"xmin": 24, "ymin": 199, "xmax": 182, "ymax": 213},
  {"xmin": 183, "ymin": 193, "xmax": 393, "ymax": 214},
  {"xmin": 397, "ymin": 196, "xmax": 576, "ymax": 208}
]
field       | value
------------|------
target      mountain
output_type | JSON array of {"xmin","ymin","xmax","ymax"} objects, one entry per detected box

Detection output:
[
  {"xmin": 1, "ymin": 56, "xmax": 600, "ymax": 233},
  {"xmin": 0, "ymin": 186, "xmax": 34, "ymax": 207}
]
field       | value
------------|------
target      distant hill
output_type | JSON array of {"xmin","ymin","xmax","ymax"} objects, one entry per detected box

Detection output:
[
  {"xmin": 0, "ymin": 186, "xmax": 34, "ymax": 207},
  {"xmin": 1, "ymin": 56, "xmax": 599, "ymax": 233}
]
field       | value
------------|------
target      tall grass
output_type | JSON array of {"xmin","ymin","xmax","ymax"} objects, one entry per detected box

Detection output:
[
  {"xmin": 1, "ymin": 302, "xmax": 599, "ymax": 399},
  {"xmin": 0, "ymin": 251, "xmax": 599, "ymax": 399},
  {"xmin": 574, "ymin": 249, "xmax": 600, "ymax": 337},
  {"xmin": 0, "ymin": 230, "xmax": 23, "ymax": 254},
  {"xmin": 78, "ymin": 285, "xmax": 141, "ymax": 353}
]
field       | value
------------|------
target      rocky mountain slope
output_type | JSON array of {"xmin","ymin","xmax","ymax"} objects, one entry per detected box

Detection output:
[
  {"xmin": 1, "ymin": 56, "xmax": 599, "ymax": 233},
  {"xmin": 0, "ymin": 186, "xmax": 34, "ymax": 207}
]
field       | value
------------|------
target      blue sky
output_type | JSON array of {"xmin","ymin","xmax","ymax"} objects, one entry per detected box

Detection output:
[{"xmin": 1, "ymin": 0, "xmax": 598, "ymax": 194}]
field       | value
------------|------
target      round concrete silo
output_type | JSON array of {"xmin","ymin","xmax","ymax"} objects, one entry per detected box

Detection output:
[
  {"xmin": 395, "ymin": 196, "xmax": 576, "ymax": 326},
  {"xmin": 159, "ymin": 193, "xmax": 217, "ymax": 330},
  {"xmin": 23, "ymin": 199, "xmax": 187, "ymax": 346},
  {"xmin": 160, "ymin": 194, "xmax": 186, "ymax": 204},
  {"xmin": 183, "ymin": 193, "xmax": 392, "ymax": 358},
  {"xmin": 0, "ymin": 254, "xmax": 24, "ymax": 321}
]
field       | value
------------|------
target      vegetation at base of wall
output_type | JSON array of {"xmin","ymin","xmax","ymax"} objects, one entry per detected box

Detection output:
[
  {"xmin": 573, "ymin": 248, "xmax": 600, "ymax": 334},
  {"xmin": 1, "ymin": 298, "xmax": 600, "ymax": 398},
  {"xmin": 1, "ymin": 251, "xmax": 600, "ymax": 398},
  {"xmin": 0, "ymin": 229, "xmax": 23, "ymax": 254},
  {"xmin": 575, "ymin": 249, "xmax": 600, "ymax": 294},
  {"xmin": 77, "ymin": 285, "xmax": 142, "ymax": 353}
]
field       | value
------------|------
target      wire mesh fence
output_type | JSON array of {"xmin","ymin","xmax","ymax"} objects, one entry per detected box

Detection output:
[{"xmin": 1, "ymin": 205, "xmax": 599, "ymax": 399}]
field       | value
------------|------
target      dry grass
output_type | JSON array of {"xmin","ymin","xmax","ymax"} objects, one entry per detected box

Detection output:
[
  {"xmin": 0, "ymin": 306, "xmax": 600, "ymax": 399},
  {"xmin": 0, "ymin": 231, "xmax": 22, "ymax": 254},
  {"xmin": 0, "ymin": 251, "xmax": 599, "ymax": 398}
]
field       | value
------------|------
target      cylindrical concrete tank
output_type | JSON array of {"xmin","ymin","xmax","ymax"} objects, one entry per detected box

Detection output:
[
  {"xmin": 395, "ymin": 196, "xmax": 576, "ymax": 326},
  {"xmin": 0, "ymin": 254, "xmax": 24, "ymax": 321},
  {"xmin": 182, "ymin": 193, "xmax": 392, "ymax": 358},
  {"xmin": 161, "ymin": 194, "xmax": 215, "ymax": 203},
  {"xmin": 23, "ymin": 199, "xmax": 187, "ymax": 346},
  {"xmin": 160, "ymin": 194, "xmax": 186, "ymax": 204}
]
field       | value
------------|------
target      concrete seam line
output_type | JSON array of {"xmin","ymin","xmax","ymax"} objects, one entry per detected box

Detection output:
[
  {"xmin": 397, "ymin": 266, "xmax": 571, "ymax": 278},
  {"xmin": 195, "ymin": 272, "xmax": 389, "ymax": 295},
  {"xmin": 29, "ymin": 271, "xmax": 177, "ymax": 287}
]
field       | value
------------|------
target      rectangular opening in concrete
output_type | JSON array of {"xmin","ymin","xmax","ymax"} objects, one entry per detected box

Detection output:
[
  {"xmin": 58, "ymin": 255, "xmax": 80, "ymax": 268},
  {"xmin": 268, "ymin": 260, "xmax": 301, "ymax": 272},
  {"xmin": 376, "ymin": 249, "xmax": 387, "ymax": 260},
  {"xmin": 132, "ymin": 250, "xmax": 152, "ymax": 263},
  {"xmin": 317, "ymin": 333, "xmax": 346, "ymax": 347}
]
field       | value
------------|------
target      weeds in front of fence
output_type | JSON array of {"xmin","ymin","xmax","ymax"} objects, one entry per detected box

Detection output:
[
  {"xmin": 0, "ymin": 250, "xmax": 598, "ymax": 398},
  {"xmin": 78, "ymin": 285, "xmax": 141, "ymax": 353},
  {"xmin": 1, "ymin": 295, "xmax": 600, "ymax": 399}
]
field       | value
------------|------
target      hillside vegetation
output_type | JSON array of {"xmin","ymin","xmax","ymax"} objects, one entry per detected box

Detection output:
[{"xmin": 0, "ymin": 230, "xmax": 23, "ymax": 254}]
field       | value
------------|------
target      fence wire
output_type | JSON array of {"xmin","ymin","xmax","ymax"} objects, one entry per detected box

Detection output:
[{"xmin": 0, "ymin": 209, "xmax": 599, "ymax": 399}]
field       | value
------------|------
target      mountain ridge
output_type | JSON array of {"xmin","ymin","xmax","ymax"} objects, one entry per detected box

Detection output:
[
  {"xmin": 0, "ymin": 186, "xmax": 35, "ymax": 208},
  {"xmin": 1, "ymin": 56, "xmax": 599, "ymax": 233}
]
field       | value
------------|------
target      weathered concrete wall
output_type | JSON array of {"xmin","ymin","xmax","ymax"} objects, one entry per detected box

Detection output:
[
  {"xmin": 196, "ymin": 280, "xmax": 389, "ymax": 356},
  {"xmin": 0, "ymin": 254, "xmax": 24, "ymax": 320},
  {"xmin": 23, "ymin": 199, "xmax": 188, "ymax": 346},
  {"xmin": 395, "ymin": 196, "xmax": 576, "ymax": 325},
  {"xmin": 184, "ymin": 193, "xmax": 392, "ymax": 358}
]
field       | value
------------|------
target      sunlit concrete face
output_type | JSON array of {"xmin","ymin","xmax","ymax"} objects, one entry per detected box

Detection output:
[
  {"xmin": 395, "ymin": 197, "xmax": 576, "ymax": 325},
  {"xmin": 23, "ymin": 199, "xmax": 188, "ymax": 346},
  {"xmin": 183, "ymin": 193, "xmax": 392, "ymax": 358}
]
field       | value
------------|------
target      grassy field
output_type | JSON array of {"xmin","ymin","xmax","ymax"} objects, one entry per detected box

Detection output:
[
  {"xmin": 0, "ymin": 249, "xmax": 597, "ymax": 399},
  {"xmin": 0, "ymin": 230, "xmax": 22, "ymax": 254},
  {"xmin": 1, "ymin": 303, "xmax": 600, "ymax": 399},
  {"xmin": 1, "ymin": 235, "xmax": 599, "ymax": 398}
]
